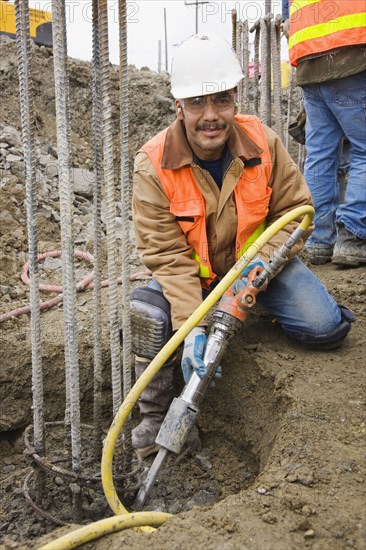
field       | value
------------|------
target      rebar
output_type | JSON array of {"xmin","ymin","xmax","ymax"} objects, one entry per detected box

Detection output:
[
  {"xmin": 118, "ymin": 0, "xmax": 133, "ymax": 466},
  {"xmin": 241, "ymin": 20, "xmax": 250, "ymax": 115},
  {"xmin": 236, "ymin": 20, "xmax": 243, "ymax": 111},
  {"xmin": 253, "ymin": 27, "xmax": 260, "ymax": 116},
  {"xmin": 98, "ymin": 0, "xmax": 122, "ymax": 415},
  {"xmin": 264, "ymin": 1, "xmax": 272, "ymax": 124},
  {"xmin": 14, "ymin": 0, "xmax": 44, "ymax": 458},
  {"xmin": 259, "ymin": 17, "xmax": 271, "ymax": 125},
  {"xmin": 231, "ymin": 9, "xmax": 237, "ymax": 51},
  {"xmin": 14, "ymin": 1, "xmax": 46, "ymax": 501},
  {"xmin": 51, "ymin": 0, "xmax": 81, "ymax": 472},
  {"xmin": 298, "ymin": 143, "xmax": 306, "ymax": 173},
  {"xmin": 91, "ymin": 0, "xmax": 104, "ymax": 460},
  {"xmin": 271, "ymin": 15, "xmax": 283, "ymax": 140}
]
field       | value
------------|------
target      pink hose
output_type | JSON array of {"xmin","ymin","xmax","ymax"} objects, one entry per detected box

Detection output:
[
  {"xmin": 0, "ymin": 250, "xmax": 151, "ymax": 323},
  {"xmin": 21, "ymin": 250, "xmax": 95, "ymax": 292}
]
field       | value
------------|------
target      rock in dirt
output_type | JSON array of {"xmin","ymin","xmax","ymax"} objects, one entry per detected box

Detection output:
[
  {"xmin": 71, "ymin": 167, "xmax": 94, "ymax": 198},
  {"xmin": 0, "ymin": 126, "xmax": 22, "ymax": 148}
]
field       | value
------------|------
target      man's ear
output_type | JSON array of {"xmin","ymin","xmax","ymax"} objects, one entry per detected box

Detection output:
[
  {"xmin": 234, "ymin": 100, "xmax": 239, "ymax": 115},
  {"xmin": 176, "ymin": 100, "xmax": 184, "ymax": 120}
]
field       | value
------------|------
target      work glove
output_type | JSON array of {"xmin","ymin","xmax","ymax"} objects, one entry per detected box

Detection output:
[
  {"xmin": 181, "ymin": 327, "xmax": 223, "ymax": 386},
  {"xmin": 288, "ymin": 106, "xmax": 306, "ymax": 145},
  {"xmin": 241, "ymin": 256, "xmax": 264, "ymax": 277},
  {"xmin": 233, "ymin": 257, "xmax": 265, "ymax": 294},
  {"xmin": 181, "ymin": 326, "xmax": 208, "ymax": 384}
]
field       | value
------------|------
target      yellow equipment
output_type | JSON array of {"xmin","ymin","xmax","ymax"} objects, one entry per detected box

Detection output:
[{"xmin": 0, "ymin": 0, "xmax": 52, "ymax": 47}]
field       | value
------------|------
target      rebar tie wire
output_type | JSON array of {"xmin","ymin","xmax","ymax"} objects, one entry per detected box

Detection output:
[
  {"xmin": 98, "ymin": 0, "xmax": 123, "ymax": 416},
  {"xmin": 91, "ymin": 0, "xmax": 104, "ymax": 461},
  {"xmin": 271, "ymin": 14, "xmax": 283, "ymax": 141},
  {"xmin": 14, "ymin": 0, "xmax": 44, "ymax": 458},
  {"xmin": 23, "ymin": 423, "xmax": 143, "ymax": 484},
  {"xmin": 23, "ymin": 423, "xmax": 143, "ymax": 527},
  {"xmin": 119, "ymin": 0, "xmax": 133, "ymax": 466},
  {"xmin": 23, "ymin": 470, "xmax": 68, "ymax": 527},
  {"xmin": 51, "ymin": 0, "xmax": 81, "ymax": 472}
]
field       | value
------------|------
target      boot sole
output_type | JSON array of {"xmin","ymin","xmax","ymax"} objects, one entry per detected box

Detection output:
[
  {"xmin": 308, "ymin": 256, "xmax": 332, "ymax": 265},
  {"xmin": 304, "ymin": 249, "xmax": 333, "ymax": 265},
  {"xmin": 332, "ymin": 255, "xmax": 366, "ymax": 267}
]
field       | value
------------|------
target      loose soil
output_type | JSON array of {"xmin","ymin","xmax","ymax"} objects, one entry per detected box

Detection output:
[{"xmin": 0, "ymin": 37, "xmax": 365, "ymax": 550}]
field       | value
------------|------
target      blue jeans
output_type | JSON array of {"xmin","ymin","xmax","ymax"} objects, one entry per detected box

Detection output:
[
  {"xmin": 302, "ymin": 71, "xmax": 366, "ymax": 247},
  {"xmin": 149, "ymin": 257, "xmax": 342, "ymax": 343}
]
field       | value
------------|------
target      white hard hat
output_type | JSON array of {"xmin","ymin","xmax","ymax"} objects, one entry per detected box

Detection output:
[{"xmin": 171, "ymin": 33, "xmax": 244, "ymax": 99}]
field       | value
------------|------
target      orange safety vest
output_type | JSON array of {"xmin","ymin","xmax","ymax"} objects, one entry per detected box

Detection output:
[
  {"xmin": 142, "ymin": 114, "xmax": 273, "ymax": 288},
  {"xmin": 288, "ymin": 0, "xmax": 366, "ymax": 66}
]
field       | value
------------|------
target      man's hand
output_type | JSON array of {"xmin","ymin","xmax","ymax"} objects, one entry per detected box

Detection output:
[
  {"xmin": 233, "ymin": 257, "xmax": 265, "ymax": 294},
  {"xmin": 282, "ymin": 18, "xmax": 290, "ymax": 40},
  {"xmin": 241, "ymin": 257, "xmax": 264, "ymax": 277},
  {"xmin": 181, "ymin": 326, "xmax": 207, "ymax": 384}
]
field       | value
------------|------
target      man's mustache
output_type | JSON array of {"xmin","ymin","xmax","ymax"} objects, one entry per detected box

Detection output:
[{"xmin": 195, "ymin": 123, "xmax": 227, "ymax": 131}]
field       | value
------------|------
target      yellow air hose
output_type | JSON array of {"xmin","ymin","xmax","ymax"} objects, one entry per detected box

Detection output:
[{"xmin": 40, "ymin": 205, "xmax": 314, "ymax": 550}]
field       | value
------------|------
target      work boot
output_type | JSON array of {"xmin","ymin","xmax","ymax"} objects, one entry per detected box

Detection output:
[
  {"xmin": 332, "ymin": 225, "xmax": 366, "ymax": 267},
  {"xmin": 132, "ymin": 357, "xmax": 175, "ymax": 458},
  {"xmin": 304, "ymin": 244, "xmax": 334, "ymax": 265}
]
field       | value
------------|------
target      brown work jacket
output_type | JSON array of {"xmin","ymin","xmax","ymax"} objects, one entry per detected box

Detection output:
[{"xmin": 132, "ymin": 118, "xmax": 314, "ymax": 330}]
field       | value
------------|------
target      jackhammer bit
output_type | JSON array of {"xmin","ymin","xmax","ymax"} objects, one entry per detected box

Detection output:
[{"xmin": 134, "ymin": 228, "xmax": 307, "ymax": 508}]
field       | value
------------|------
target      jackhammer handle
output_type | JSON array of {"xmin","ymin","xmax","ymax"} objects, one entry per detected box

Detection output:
[
  {"xmin": 182, "ymin": 334, "xmax": 230, "ymax": 407},
  {"xmin": 253, "ymin": 224, "xmax": 308, "ymax": 288}
]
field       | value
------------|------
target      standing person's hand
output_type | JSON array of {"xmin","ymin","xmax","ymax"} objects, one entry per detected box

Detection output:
[{"xmin": 283, "ymin": 19, "xmax": 290, "ymax": 40}]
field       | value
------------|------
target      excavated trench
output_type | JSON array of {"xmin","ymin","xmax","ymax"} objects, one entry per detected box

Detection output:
[
  {"xmin": 0, "ymin": 312, "xmax": 289, "ymax": 543},
  {"xmin": 141, "ymin": 337, "xmax": 289, "ymax": 514}
]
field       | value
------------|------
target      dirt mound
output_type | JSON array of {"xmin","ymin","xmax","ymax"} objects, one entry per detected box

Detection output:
[
  {"xmin": 0, "ymin": 37, "xmax": 175, "ymax": 166},
  {"xmin": 0, "ymin": 37, "xmax": 365, "ymax": 550}
]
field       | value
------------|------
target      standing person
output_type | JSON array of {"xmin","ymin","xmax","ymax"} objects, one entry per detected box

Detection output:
[
  {"xmin": 130, "ymin": 33, "xmax": 354, "ymax": 458},
  {"xmin": 286, "ymin": 0, "xmax": 366, "ymax": 266},
  {"xmin": 282, "ymin": 0, "xmax": 290, "ymax": 40}
]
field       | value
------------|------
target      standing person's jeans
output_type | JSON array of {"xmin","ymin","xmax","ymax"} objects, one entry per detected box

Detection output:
[
  {"xmin": 302, "ymin": 71, "xmax": 366, "ymax": 249},
  {"xmin": 148, "ymin": 257, "xmax": 352, "ymax": 347}
]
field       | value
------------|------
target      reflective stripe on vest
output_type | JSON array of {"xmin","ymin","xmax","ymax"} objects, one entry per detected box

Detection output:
[
  {"xmin": 288, "ymin": 0, "xmax": 366, "ymax": 66},
  {"xmin": 142, "ymin": 114, "xmax": 273, "ymax": 287},
  {"xmin": 191, "ymin": 220, "xmax": 267, "ymax": 279}
]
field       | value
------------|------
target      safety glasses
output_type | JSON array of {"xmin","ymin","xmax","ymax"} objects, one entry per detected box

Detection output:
[{"xmin": 181, "ymin": 92, "xmax": 236, "ymax": 114}]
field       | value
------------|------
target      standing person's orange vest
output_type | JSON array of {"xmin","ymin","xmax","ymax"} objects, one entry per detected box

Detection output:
[
  {"xmin": 288, "ymin": 0, "xmax": 366, "ymax": 66},
  {"xmin": 142, "ymin": 114, "xmax": 273, "ymax": 288}
]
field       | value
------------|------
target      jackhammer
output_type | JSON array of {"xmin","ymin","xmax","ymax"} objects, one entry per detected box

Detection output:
[{"xmin": 134, "ymin": 225, "xmax": 306, "ymax": 508}]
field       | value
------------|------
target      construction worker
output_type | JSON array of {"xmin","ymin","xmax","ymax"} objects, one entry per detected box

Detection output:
[
  {"xmin": 286, "ymin": 0, "xmax": 366, "ymax": 266},
  {"xmin": 130, "ymin": 33, "xmax": 355, "ymax": 457}
]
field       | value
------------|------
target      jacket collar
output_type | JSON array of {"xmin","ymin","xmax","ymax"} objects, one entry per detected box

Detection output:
[{"xmin": 161, "ymin": 116, "xmax": 264, "ymax": 170}]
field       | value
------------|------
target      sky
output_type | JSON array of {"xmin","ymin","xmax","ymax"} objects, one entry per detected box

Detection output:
[{"xmin": 28, "ymin": 1, "xmax": 286, "ymax": 72}]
